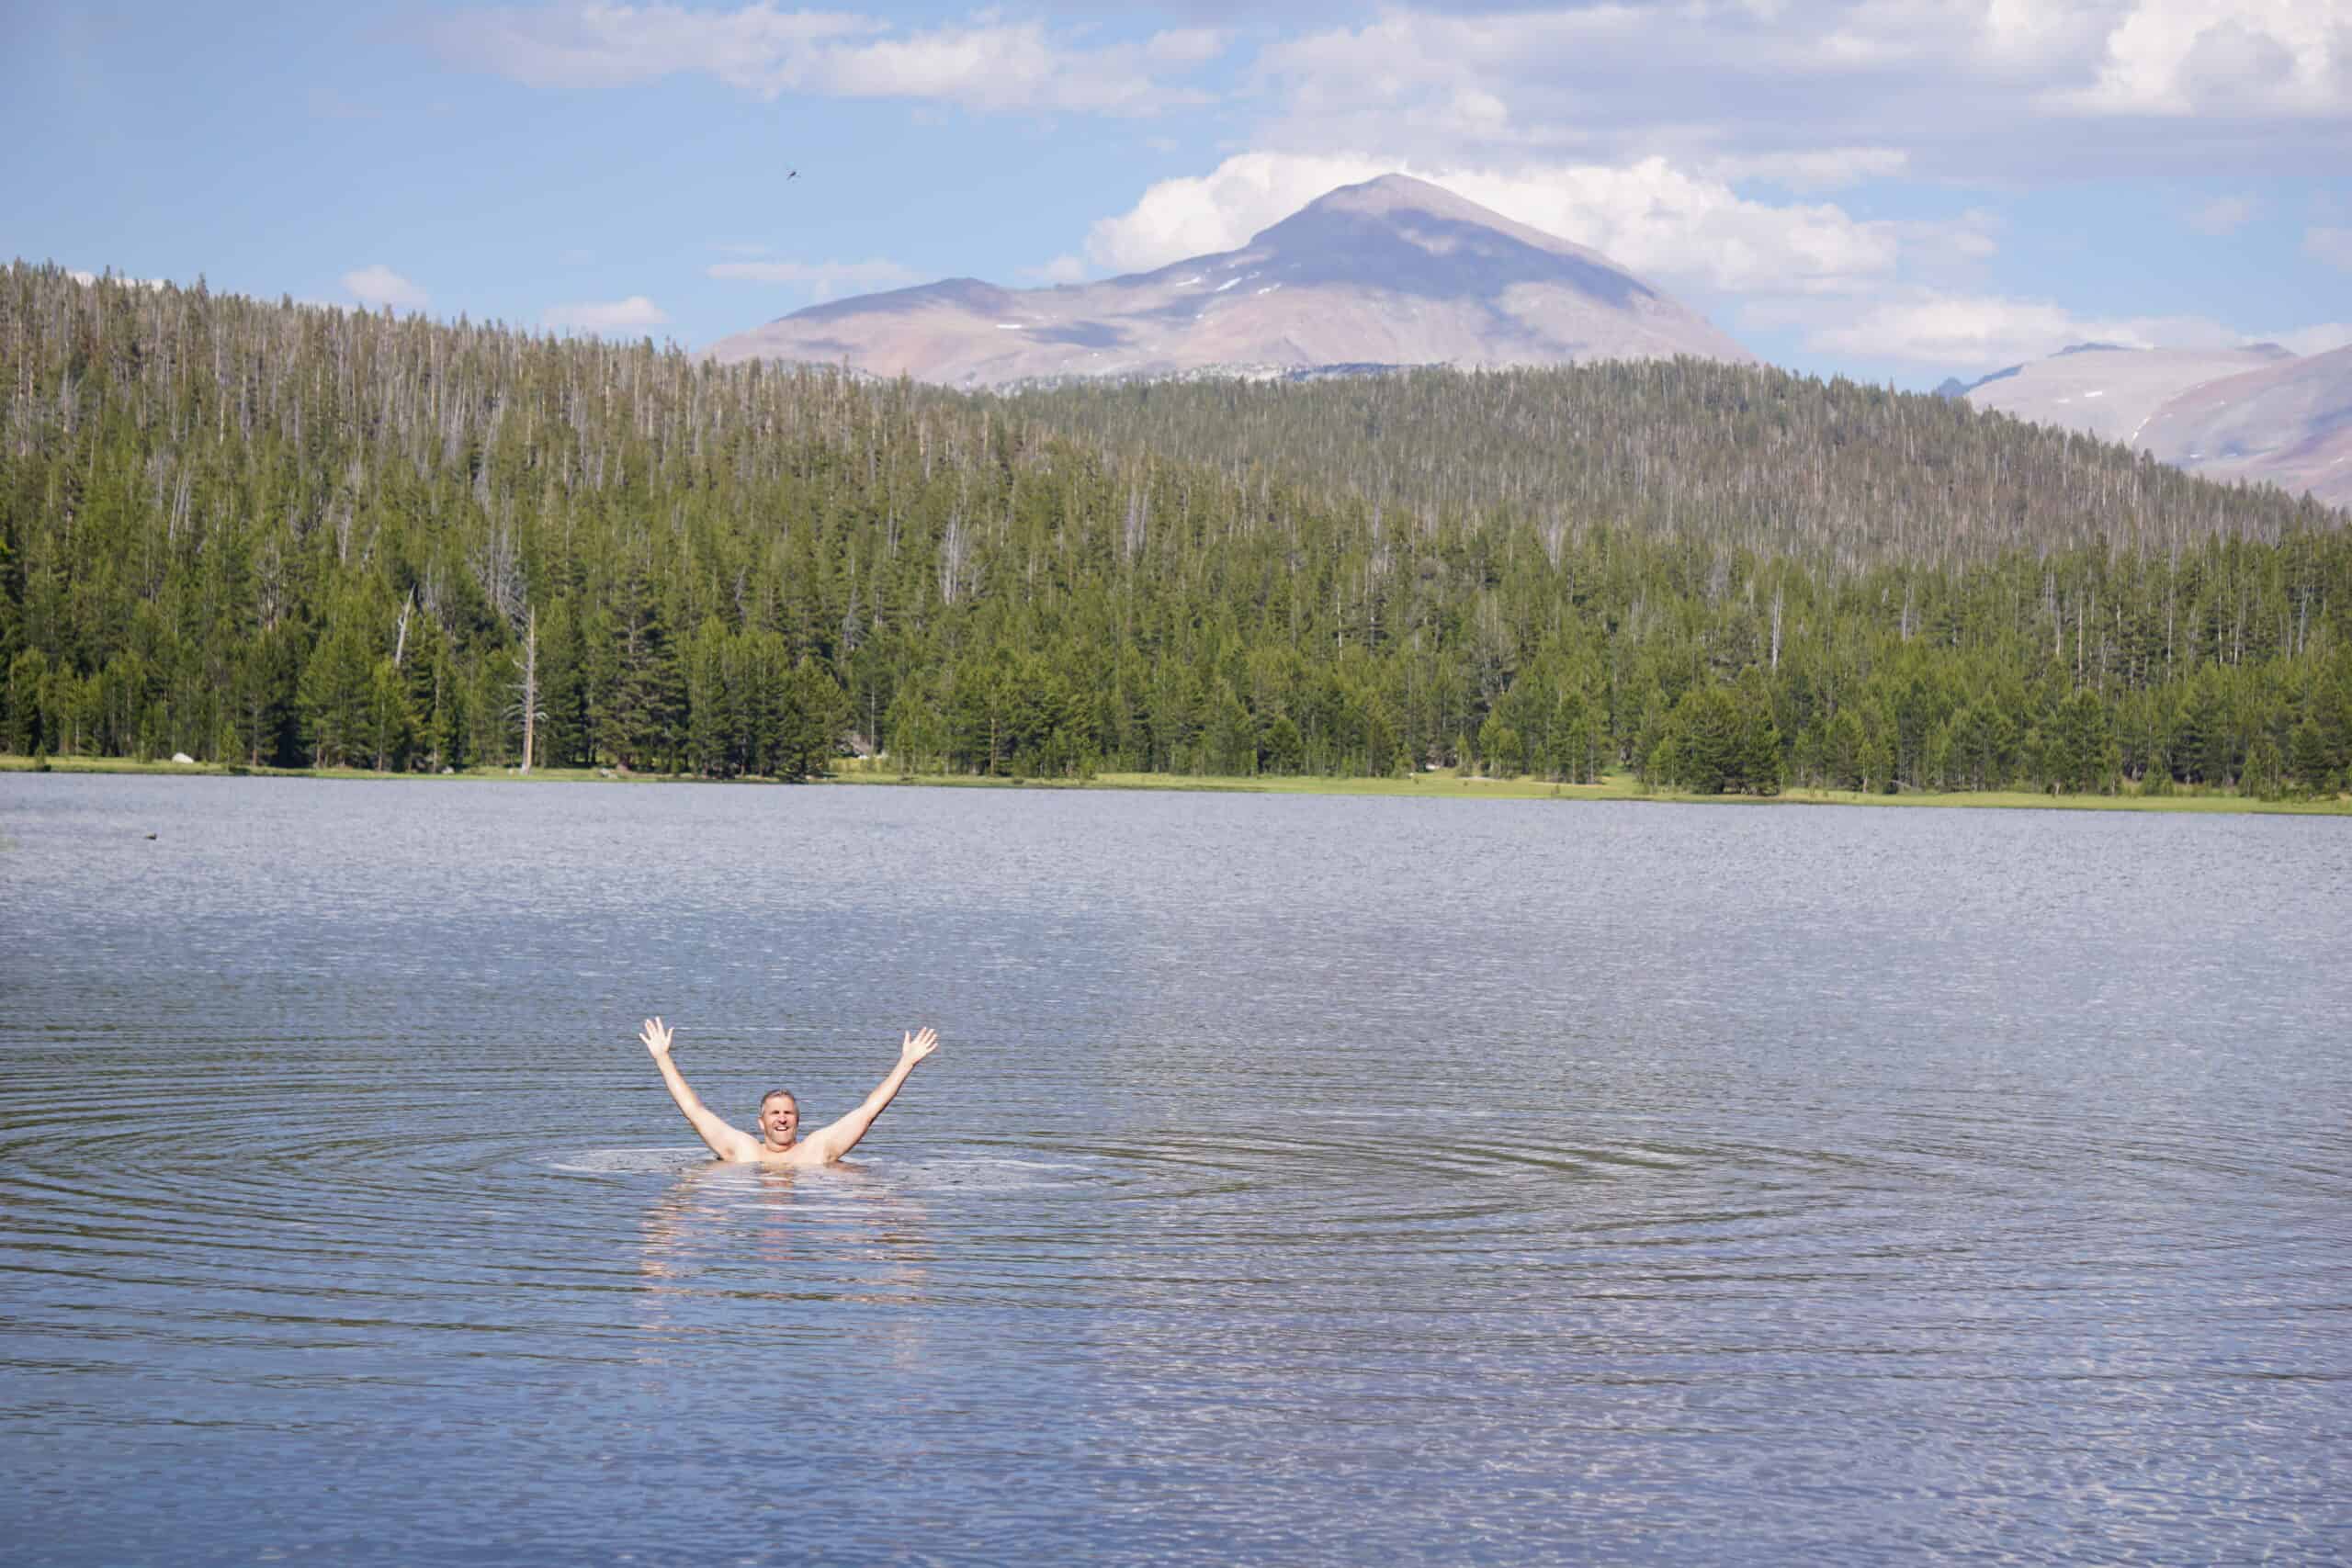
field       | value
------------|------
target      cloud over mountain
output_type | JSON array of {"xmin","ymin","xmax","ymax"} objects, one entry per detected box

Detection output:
[
  {"xmin": 704, "ymin": 175, "xmax": 1753, "ymax": 388},
  {"xmin": 343, "ymin": 265, "xmax": 427, "ymax": 311}
]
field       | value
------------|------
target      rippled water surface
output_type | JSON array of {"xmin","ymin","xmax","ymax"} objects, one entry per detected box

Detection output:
[{"xmin": 3, "ymin": 775, "xmax": 2347, "ymax": 1563}]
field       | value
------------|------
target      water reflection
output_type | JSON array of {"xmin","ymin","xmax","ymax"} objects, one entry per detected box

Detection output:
[{"xmin": 634, "ymin": 1162, "xmax": 938, "ymax": 1388}]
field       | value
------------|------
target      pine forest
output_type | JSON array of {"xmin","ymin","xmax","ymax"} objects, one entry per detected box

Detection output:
[{"xmin": 6, "ymin": 263, "xmax": 2351, "ymax": 800}]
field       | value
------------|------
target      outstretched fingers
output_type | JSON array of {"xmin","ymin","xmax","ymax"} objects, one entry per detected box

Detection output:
[
  {"xmin": 640, "ymin": 1016, "xmax": 673, "ymax": 1055},
  {"xmin": 901, "ymin": 1025, "xmax": 940, "ymax": 1063}
]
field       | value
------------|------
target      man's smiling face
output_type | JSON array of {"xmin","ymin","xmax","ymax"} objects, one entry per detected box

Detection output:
[{"xmin": 759, "ymin": 1093, "xmax": 798, "ymax": 1146}]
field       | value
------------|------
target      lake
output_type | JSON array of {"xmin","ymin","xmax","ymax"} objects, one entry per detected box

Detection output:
[{"xmin": 2, "ymin": 774, "xmax": 2346, "ymax": 1564}]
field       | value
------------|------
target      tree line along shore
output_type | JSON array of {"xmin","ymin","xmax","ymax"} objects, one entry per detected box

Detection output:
[{"xmin": 4, "ymin": 263, "xmax": 2348, "ymax": 804}]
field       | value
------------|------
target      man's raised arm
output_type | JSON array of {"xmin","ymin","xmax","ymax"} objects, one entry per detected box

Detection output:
[
  {"xmin": 640, "ymin": 1018, "xmax": 759, "ymax": 1161},
  {"xmin": 800, "ymin": 1028, "xmax": 940, "ymax": 1163}
]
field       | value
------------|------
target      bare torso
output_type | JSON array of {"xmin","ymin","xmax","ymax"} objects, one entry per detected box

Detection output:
[{"xmin": 639, "ymin": 1019, "xmax": 941, "ymax": 1167}]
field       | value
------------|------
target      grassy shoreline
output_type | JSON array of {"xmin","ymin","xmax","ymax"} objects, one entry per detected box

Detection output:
[
  {"xmin": 7, "ymin": 751, "xmax": 2345, "ymax": 816},
  {"xmin": 842, "ymin": 766, "xmax": 2350, "ymax": 815}
]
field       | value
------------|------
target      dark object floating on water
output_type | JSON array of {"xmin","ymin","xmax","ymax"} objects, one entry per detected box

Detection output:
[{"xmin": 145, "ymin": 832, "xmax": 157, "ymax": 840}]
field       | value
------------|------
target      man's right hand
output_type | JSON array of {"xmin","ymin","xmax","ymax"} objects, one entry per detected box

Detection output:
[{"xmin": 639, "ymin": 1017, "xmax": 674, "ymax": 1057}]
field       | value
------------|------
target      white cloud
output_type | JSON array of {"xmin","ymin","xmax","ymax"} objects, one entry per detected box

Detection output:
[
  {"xmin": 1246, "ymin": 3, "xmax": 2351, "ymax": 180},
  {"xmin": 541, "ymin": 295, "xmax": 670, "ymax": 333},
  {"xmin": 1084, "ymin": 152, "xmax": 1388, "ymax": 272},
  {"xmin": 432, "ymin": 3, "xmax": 2351, "ymax": 173},
  {"xmin": 65, "ymin": 268, "xmax": 168, "ymax": 290},
  {"xmin": 343, "ymin": 265, "xmax": 428, "ymax": 310},
  {"xmin": 707, "ymin": 257, "xmax": 922, "ymax": 301},
  {"xmin": 1147, "ymin": 28, "xmax": 1227, "ymax": 69},
  {"xmin": 1459, "ymin": 160, "xmax": 1904, "ymax": 297},
  {"xmin": 1021, "ymin": 254, "xmax": 1089, "ymax": 286},
  {"xmin": 1791, "ymin": 288, "xmax": 2265, "ymax": 369},
  {"xmin": 433, "ymin": 4, "xmax": 1215, "ymax": 116},
  {"xmin": 2063, "ymin": 0, "xmax": 2351, "ymax": 116},
  {"xmin": 1974, "ymin": 0, "xmax": 2109, "ymax": 73},
  {"xmin": 2267, "ymin": 321, "xmax": 2352, "ymax": 355},
  {"xmin": 2187, "ymin": 194, "xmax": 2261, "ymax": 235},
  {"xmin": 1703, "ymin": 147, "xmax": 1911, "ymax": 193},
  {"xmin": 1916, "ymin": 209, "xmax": 2004, "ymax": 265},
  {"xmin": 431, "ymin": 3, "xmax": 876, "ymax": 91},
  {"xmin": 2304, "ymin": 226, "xmax": 2352, "ymax": 270},
  {"xmin": 1083, "ymin": 152, "xmax": 1905, "ymax": 299}
]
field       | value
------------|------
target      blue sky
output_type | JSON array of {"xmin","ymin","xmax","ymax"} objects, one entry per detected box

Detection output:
[{"xmin": 6, "ymin": 1, "xmax": 2346, "ymax": 388}]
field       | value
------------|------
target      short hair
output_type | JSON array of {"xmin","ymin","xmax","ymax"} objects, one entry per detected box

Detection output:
[{"xmin": 760, "ymin": 1089, "xmax": 797, "ymax": 1112}]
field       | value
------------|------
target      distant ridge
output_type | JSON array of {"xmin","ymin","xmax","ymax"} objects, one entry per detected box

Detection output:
[
  {"xmin": 1959, "ymin": 342, "xmax": 2350, "ymax": 506},
  {"xmin": 705, "ymin": 175, "xmax": 1754, "ymax": 389},
  {"xmin": 2134, "ymin": 345, "xmax": 2352, "ymax": 506}
]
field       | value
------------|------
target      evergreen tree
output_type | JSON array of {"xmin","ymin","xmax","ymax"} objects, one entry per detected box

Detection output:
[
  {"xmin": 537, "ymin": 601, "xmax": 588, "ymax": 770},
  {"xmin": 1734, "ymin": 669, "xmax": 1784, "ymax": 796},
  {"xmin": 428, "ymin": 646, "xmax": 469, "ymax": 773},
  {"xmin": 6, "ymin": 649, "xmax": 50, "ymax": 754},
  {"xmin": 686, "ymin": 615, "xmax": 731, "ymax": 776},
  {"xmin": 885, "ymin": 683, "xmax": 946, "ymax": 773},
  {"xmin": 299, "ymin": 622, "xmax": 375, "ymax": 767},
  {"xmin": 780, "ymin": 660, "xmax": 851, "ymax": 781},
  {"xmin": 2047, "ymin": 690, "xmax": 2113, "ymax": 794},
  {"xmin": 365, "ymin": 658, "xmax": 415, "ymax": 773},
  {"xmin": 1261, "ymin": 713, "xmax": 1303, "ymax": 774},
  {"xmin": 1203, "ymin": 681, "xmax": 1254, "ymax": 776},
  {"xmin": 1820, "ymin": 707, "xmax": 1867, "ymax": 791},
  {"xmin": 2289, "ymin": 716, "xmax": 2331, "ymax": 795},
  {"xmin": 1665, "ymin": 687, "xmax": 1739, "ymax": 794},
  {"xmin": 2243, "ymin": 732, "xmax": 2286, "ymax": 801}
]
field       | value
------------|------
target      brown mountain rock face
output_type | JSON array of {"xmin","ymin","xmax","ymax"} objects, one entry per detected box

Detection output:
[{"xmin": 704, "ymin": 175, "xmax": 1754, "ymax": 387}]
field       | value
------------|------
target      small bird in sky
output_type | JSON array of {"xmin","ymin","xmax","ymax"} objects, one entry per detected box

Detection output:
[{"xmin": 787, "ymin": 169, "xmax": 798, "ymax": 180}]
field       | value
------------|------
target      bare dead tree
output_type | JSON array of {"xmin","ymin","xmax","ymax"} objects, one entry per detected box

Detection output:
[
  {"xmin": 392, "ymin": 590, "xmax": 413, "ymax": 668},
  {"xmin": 471, "ymin": 520, "xmax": 526, "ymax": 627},
  {"xmin": 509, "ymin": 604, "xmax": 544, "ymax": 773}
]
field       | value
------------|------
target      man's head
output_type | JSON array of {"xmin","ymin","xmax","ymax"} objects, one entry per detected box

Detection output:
[{"xmin": 758, "ymin": 1089, "xmax": 798, "ymax": 1145}]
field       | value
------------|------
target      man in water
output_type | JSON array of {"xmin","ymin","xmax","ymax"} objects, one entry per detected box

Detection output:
[{"xmin": 639, "ymin": 1016, "xmax": 940, "ymax": 1165}]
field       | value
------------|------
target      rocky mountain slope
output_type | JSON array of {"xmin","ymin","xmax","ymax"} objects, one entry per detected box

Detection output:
[
  {"xmin": 704, "ymin": 175, "xmax": 1753, "ymax": 388},
  {"xmin": 1950, "ymin": 342, "xmax": 2349, "ymax": 508},
  {"xmin": 2133, "ymin": 346, "xmax": 2352, "ymax": 507}
]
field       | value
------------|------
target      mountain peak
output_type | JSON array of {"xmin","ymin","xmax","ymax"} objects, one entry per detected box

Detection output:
[
  {"xmin": 1300, "ymin": 172, "xmax": 1480, "ymax": 216},
  {"xmin": 707, "ymin": 176, "xmax": 1752, "ymax": 388},
  {"xmin": 1295, "ymin": 173, "xmax": 1562, "ymax": 238},
  {"xmin": 1251, "ymin": 174, "xmax": 1606, "ymax": 267}
]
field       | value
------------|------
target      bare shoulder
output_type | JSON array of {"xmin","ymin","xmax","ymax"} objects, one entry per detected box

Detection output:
[
  {"xmin": 707, "ymin": 1127, "xmax": 765, "ymax": 1162},
  {"xmin": 800, "ymin": 1119, "xmax": 870, "ymax": 1163}
]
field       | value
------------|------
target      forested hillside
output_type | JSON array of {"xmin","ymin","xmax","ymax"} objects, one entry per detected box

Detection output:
[
  {"xmin": 1002, "ymin": 361, "xmax": 2340, "ymax": 567},
  {"xmin": 6, "ymin": 263, "xmax": 2350, "ymax": 798}
]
